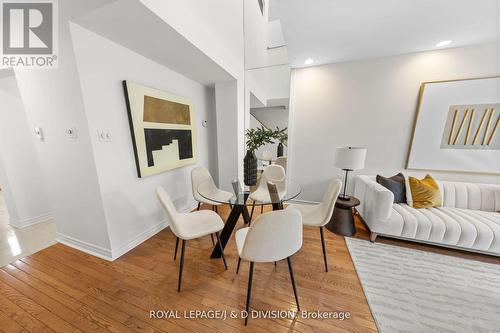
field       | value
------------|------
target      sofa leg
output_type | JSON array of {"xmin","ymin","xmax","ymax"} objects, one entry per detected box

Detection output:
[{"xmin": 370, "ymin": 232, "xmax": 377, "ymax": 243}]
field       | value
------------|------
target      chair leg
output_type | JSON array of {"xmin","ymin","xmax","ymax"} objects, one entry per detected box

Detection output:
[
  {"xmin": 178, "ymin": 240, "xmax": 186, "ymax": 292},
  {"xmin": 274, "ymin": 261, "xmax": 277, "ymax": 267},
  {"xmin": 212, "ymin": 205, "xmax": 215, "ymax": 211},
  {"xmin": 174, "ymin": 237, "xmax": 179, "ymax": 260},
  {"xmin": 250, "ymin": 202, "xmax": 255, "ymax": 221},
  {"xmin": 197, "ymin": 202, "xmax": 201, "ymax": 210},
  {"xmin": 236, "ymin": 257, "xmax": 241, "ymax": 274},
  {"xmin": 287, "ymin": 256, "xmax": 300, "ymax": 311},
  {"xmin": 215, "ymin": 206, "xmax": 218, "ymax": 213},
  {"xmin": 210, "ymin": 233, "xmax": 215, "ymax": 246},
  {"xmin": 320, "ymin": 227, "xmax": 328, "ymax": 272},
  {"xmin": 215, "ymin": 232, "xmax": 227, "ymax": 270},
  {"xmin": 260, "ymin": 204, "xmax": 263, "ymax": 214},
  {"xmin": 245, "ymin": 262, "xmax": 255, "ymax": 326}
]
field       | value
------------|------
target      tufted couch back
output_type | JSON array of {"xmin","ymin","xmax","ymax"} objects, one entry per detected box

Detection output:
[
  {"xmin": 360, "ymin": 176, "xmax": 500, "ymax": 213},
  {"xmin": 437, "ymin": 181, "xmax": 500, "ymax": 212}
]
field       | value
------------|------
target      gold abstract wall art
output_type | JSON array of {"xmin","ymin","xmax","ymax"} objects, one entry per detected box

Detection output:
[
  {"xmin": 441, "ymin": 105, "xmax": 499, "ymax": 150},
  {"xmin": 123, "ymin": 81, "xmax": 198, "ymax": 178},
  {"xmin": 407, "ymin": 77, "xmax": 500, "ymax": 174}
]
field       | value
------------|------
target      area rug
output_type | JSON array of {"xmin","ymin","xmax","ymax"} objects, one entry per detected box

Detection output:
[{"xmin": 345, "ymin": 238, "xmax": 500, "ymax": 333}]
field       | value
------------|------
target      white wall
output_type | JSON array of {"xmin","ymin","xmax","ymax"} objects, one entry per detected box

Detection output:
[
  {"xmin": 70, "ymin": 24, "xmax": 219, "ymax": 255},
  {"xmin": 289, "ymin": 43, "xmax": 500, "ymax": 201},
  {"xmin": 0, "ymin": 77, "xmax": 51, "ymax": 228},
  {"xmin": 14, "ymin": 11, "xmax": 112, "ymax": 255},
  {"xmin": 141, "ymin": 0, "xmax": 244, "ymax": 80}
]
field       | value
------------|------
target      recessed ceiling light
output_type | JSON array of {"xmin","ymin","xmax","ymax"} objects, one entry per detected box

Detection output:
[
  {"xmin": 435, "ymin": 40, "xmax": 452, "ymax": 48},
  {"xmin": 304, "ymin": 58, "xmax": 314, "ymax": 65}
]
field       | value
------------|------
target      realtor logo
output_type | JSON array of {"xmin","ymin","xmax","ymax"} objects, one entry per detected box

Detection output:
[{"xmin": 1, "ymin": 0, "xmax": 58, "ymax": 68}]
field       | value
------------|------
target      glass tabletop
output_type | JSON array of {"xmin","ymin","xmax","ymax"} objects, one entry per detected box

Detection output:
[{"xmin": 197, "ymin": 178, "xmax": 301, "ymax": 206}]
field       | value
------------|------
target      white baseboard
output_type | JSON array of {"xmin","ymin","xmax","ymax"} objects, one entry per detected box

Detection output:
[
  {"xmin": 56, "ymin": 200, "xmax": 199, "ymax": 262},
  {"xmin": 56, "ymin": 232, "xmax": 113, "ymax": 261},
  {"xmin": 111, "ymin": 219, "xmax": 168, "ymax": 260},
  {"xmin": 9, "ymin": 213, "xmax": 52, "ymax": 229},
  {"xmin": 111, "ymin": 201, "xmax": 198, "ymax": 260}
]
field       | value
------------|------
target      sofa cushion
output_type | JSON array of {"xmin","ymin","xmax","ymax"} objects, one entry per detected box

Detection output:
[
  {"xmin": 376, "ymin": 173, "xmax": 406, "ymax": 203},
  {"xmin": 386, "ymin": 204, "xmax": 500, "ymax": 254},
  {"xmin": 407, "ymin": 175, "xmax": 442, "ymax": 208}
]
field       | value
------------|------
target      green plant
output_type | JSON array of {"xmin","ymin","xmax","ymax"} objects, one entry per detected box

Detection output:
[
  {"xmin": 245, "ymin": 126, "xmax": 274, "ymax": 153},
  {"xmin": 272, "ymin": 127, "xmax": 288, "ymax": 146}
]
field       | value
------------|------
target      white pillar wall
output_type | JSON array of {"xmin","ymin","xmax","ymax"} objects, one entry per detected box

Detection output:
[
  {"xmin": 215, "ymin": 80, "xmax": 246, "ymax": 191},
  {"xmin": 0, "ymin": 77, "xmax": 52, "ymax": 228},
  {"xmin": 14, "ymin": 18, "xmax": 113, "ymax": 257}
]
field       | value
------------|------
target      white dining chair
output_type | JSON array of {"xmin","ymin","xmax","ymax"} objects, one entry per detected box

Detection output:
[
  {"xmin": 249, "ymin": 165, "xmax": 286, "ymax": 218},
  {"xmin": 235, "ymin": 209, "xmax": 303, "ymax": 325},
  {"xmin": 157, "ymin": 186, "xmax": 228, "ymax": 292},
  {"xmin": 286, "ymin": 179, "xmax": 342, "ymax": 272},
  {"xmin": 191, "ymin": 167, "xmax": 233, "ymax": 213},
  {"xmin": 275, "ymin": 156, "xmax": 287, "ymax": 171}
]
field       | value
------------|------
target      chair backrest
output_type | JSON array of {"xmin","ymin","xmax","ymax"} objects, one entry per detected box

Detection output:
[
  {"xmin": 318, "ymin": 179, "xmax": 343, "ymax": 226},
  {"xmin": 191, "ymin": 167, "xmax": 215, "ymax": 202},
  {"xmin": 157, "ymin": 186, "xmax": 182, "ymax": 237},
  {"xmin": 266, "ymin": 182, "xmax": 281, "ymax": 203},
  {"xmin": 241, "ymin": 209, "xmax": 302, "ymax": 262},
  {"xmin": 259, "ymin": 165, "xmax": 286, "ymax": 193},
  {"xmin": 232, "ymin": 179, "xmax": 242, "ymax": 195},
  {"xmin": 275, "ymin": 156, "xmax": 287, "ymax": 171}
]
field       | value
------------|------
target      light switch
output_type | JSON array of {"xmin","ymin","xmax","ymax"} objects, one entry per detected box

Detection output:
[
  {"xmin": 65, "ymin": 127, "xmax": 78, "ymax": 139},
  {"xmin": 34, "ymin": 127, "xmax": 44, "ymax": 141}
]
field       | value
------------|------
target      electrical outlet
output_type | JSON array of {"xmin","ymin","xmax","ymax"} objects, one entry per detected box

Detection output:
[{"xmin": 98, "ymin": 130, "xmax": 111, "ymax": 142}]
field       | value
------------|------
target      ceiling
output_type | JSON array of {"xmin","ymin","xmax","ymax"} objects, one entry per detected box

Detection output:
[
  {"xmin": 273, "ymin": 0, "xmax": 500, "ymax": 68},
  {"xmin": 72, "ymin": 0, "xmax": 233, "ymax": 86}
]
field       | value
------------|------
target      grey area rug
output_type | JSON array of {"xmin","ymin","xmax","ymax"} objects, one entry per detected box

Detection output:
[{"xmin": 345, "ymin": 238, "xmax": 500, "ymax": 333}]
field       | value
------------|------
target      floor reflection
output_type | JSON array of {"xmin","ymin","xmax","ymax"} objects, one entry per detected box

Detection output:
[{"xmin": 0, "ymin": 190, "xmax": 56, "ymax": 267}]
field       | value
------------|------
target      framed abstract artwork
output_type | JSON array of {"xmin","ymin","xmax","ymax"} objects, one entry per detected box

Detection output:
[
  {"xmin": 407, "ymin": 77, "xmax": 500, "ymax": 174},
  {"xmin": 123, "ymin": 81, "xmax": 197, "ymax": 177}
]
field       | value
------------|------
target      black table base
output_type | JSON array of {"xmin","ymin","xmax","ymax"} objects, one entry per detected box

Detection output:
[
  {"xmin": 211, "ymin": 199, "xmax": 251, "ymax": 258},
  {"xmin": 210, "ymin": 197, "xmax": 281, "ymax": 259}
]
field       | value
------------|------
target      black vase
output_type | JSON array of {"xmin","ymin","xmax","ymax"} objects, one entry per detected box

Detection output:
[
  {"xmin": 244, "ymin": 150, "xmax": 257, "ymax": 186},
  {"xmin": 277, "ymin": 143, "xmax": 284, "ymax": 157}
]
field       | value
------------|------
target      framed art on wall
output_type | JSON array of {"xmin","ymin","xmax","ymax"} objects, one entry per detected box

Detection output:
[
  {"xmin": 123, "ymin": 80, "xmax": 198, "ymax": 178},
  {"xmin": 407, "ymin": 77, "xmax": 500, "ymax": 174}
]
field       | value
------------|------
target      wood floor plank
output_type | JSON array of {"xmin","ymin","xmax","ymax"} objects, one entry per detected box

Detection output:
[
  {"xmin": 0, "ymin": 308, "xmax": 27, "ymax": 333},
  {"xmin": 0, "ymin": 204, "xmax": 382, "ymax": 332}
]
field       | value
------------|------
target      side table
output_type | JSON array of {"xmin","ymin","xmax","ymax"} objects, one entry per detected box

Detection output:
[{"xmin": 326, "ymin": 197, "xmax": 360, "ymax": 236}]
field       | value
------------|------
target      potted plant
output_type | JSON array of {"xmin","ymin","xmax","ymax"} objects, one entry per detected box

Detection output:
[
  {"xmin": 244, "ymin": 126, "xmax": 274, "ymax": 185},
  {"xmin": 272, "ymin": 127, "xmax": 288, "ymax": 157}
]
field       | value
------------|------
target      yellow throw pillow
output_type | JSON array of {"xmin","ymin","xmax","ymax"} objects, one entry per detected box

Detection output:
[{"xmin": 407, "ymin": 175, "xmax": 442, "ymax": 209}]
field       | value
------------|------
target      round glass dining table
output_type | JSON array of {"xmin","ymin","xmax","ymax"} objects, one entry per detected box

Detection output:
[{"xmin": 197, "ymin": 178, "xmax": 301, "ymax": 258}]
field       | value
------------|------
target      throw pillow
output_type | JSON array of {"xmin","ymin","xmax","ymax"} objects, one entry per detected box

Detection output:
[
  {"xmin": 376, "ymin": 173, "xmax": 407, "ymax": 203},
  {"xmin": 407, "ymin": 174, "xmax": 442, "ymax": 209}
]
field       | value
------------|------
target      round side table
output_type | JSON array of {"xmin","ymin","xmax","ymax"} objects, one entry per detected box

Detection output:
[{"xmin": 326, "ymin": 197, "xmax": 360, "ymax": 236}]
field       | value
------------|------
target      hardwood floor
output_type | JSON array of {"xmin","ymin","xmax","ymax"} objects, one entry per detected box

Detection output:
[{"xmin": 1, "ymin": 204, "xmax": 498, "ymax": 332}]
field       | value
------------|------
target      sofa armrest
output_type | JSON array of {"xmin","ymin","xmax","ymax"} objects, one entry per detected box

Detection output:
[{"xmin": 354, "ymin": 175, "xmax": 394, "ymax": 226}]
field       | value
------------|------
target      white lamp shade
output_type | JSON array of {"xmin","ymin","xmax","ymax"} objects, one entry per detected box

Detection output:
[{"xmin": 334, "ymin": 147, "xmax": 367, "ymax": 170}]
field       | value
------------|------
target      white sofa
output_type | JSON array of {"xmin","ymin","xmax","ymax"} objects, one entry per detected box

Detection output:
[{"xmin": 354, "ymin": 175, "xmax": 500, "ymax": 256}]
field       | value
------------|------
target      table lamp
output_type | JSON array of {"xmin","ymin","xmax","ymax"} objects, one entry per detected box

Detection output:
[{"xmin": 335, "ymin": 147, "xmax": 367, "ymax": 200}]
